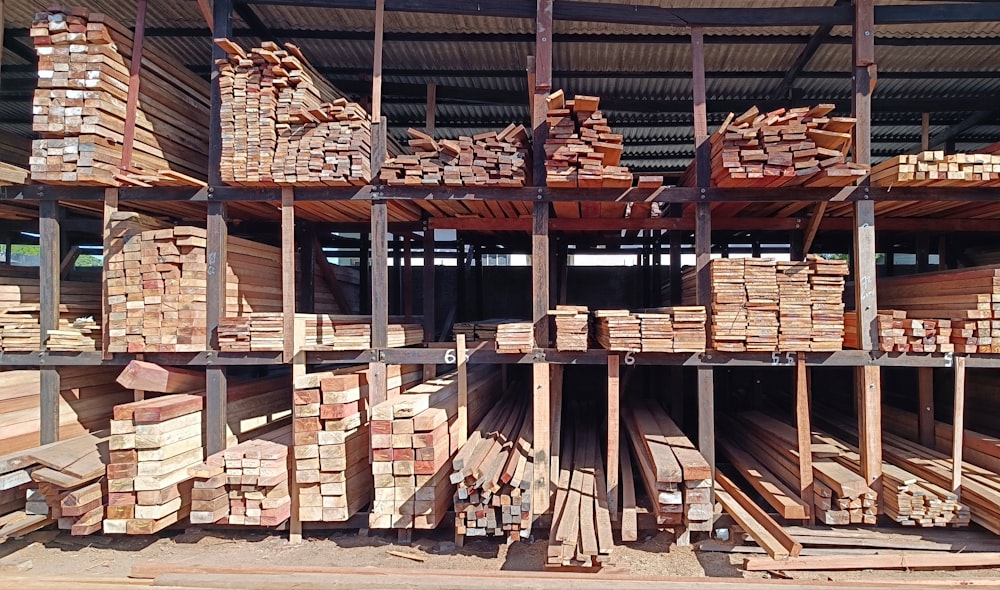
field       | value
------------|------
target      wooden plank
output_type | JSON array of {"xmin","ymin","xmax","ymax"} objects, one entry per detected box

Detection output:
[
  {"xmin": 857, "ymin": 363, "xmax": 882, "ymax": 496},
  {"xmin": 744, "ymin": 552, "xmax": 1000, "ymax": 572},
  {"xmin": 918, "ymin": 367, "xmax": 935, "ymax": 448},
  {"xmin": 533, "ymin": 362, "xmax": 551, "ymax": 516},
  {"xmin": 717, "ymin": 439, "xmax": 810, "ymax": 520},
  {"xmin": 119, "ymin": 0, "xmax": 147, "ymax": 170},
  {"xmin": 39, "ymin": 200, "xmax": 60, "ymax": 445},
  {"xmin": 425, "ymin": 83, "xmax": 436, "ymax": 132},
  {"xmin": 795, "ymin": 352, "xmax": 813, "ymax": 518},
  {"xmin": 102, "ymin": 188, "xmax": 118, "ymax": 359},
  {"xmin": 282, "ymin": 188, "xmax": 296, "ymax": 362},
  {"xmin": 371, "ymin": 202, "xmax": 388, "ymax": 349},
  {"xmin": 116, "ymin": 361, "xmax": 204, "ymax": 393},
  {"xmin": 619, "ymin": 436, "xmax": 637, "ymax": 542},
  {"xmin": 607, "ymin": 354, "xmax": 620, "ymax": 517},
  {"xmin": 716, "ymin": 471, "xmax": 801, "ymax": 560},
  {"xmin": 371, "ymin": 0, "xmax": 384, "ymax": 122},
  {"xmin": 697, "ymin": 367, "xmax": 715, "ymax": 502},
  {"xmin": 953, "ymin": 355, "xmax": 967, "ymax": 497},
  {"xmin": 457, "ymin": 334, "xmax": 468, "ymax": 447}
]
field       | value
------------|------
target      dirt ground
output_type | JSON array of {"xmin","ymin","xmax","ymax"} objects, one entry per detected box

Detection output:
[{"xmin": 3, "ymin": 526, "xmax": 1000, "ymax": 585}]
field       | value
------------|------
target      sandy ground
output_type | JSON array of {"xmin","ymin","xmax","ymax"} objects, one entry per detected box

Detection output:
[{"xmin": 3, "ymin": 526, "xmax": 1000, "ymax": 585}]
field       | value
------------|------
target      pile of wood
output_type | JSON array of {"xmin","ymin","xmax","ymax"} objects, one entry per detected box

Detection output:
[
  {"xmin": 724, "ymin": 411, "xmax": 877, "ymax": 525},
  {"xmin": 29, "ymin": 6, "xmax": 209, "ymax": 186},
  {"xmin": 689, "ymin": 257, "xmax": 847, "ymax": 352},
  {"xmin": 218, "ymin": 314, "xmax": 423, "ymax": 352},
  {"xmin": 451, "ymin": 394, "xmax": 533, "ymax": 544},
  {"xmin": 548, "ymin": 420, "xmax": 614, "ymax": 568},
  {"xmin": 368, "ymin": 367, "xmax": 501, "ymax": 530},
  {"xmin": 845, "ymin": 310, "xmax": 958, "ymax": 353},
  {"xmin": 680, "ymin": 104, "xmax": 867, "ymax": 188},
  {"xmin": 624, "ymin": 401, "xmax": 713, "ymax": 533},
  {"xmin": 871, "ymin": 151, "xmax": 1000, "ymax": 187},
  {"xmin": 188, "ymin": 427, "xmax": 291, "ymax": 526},
  {"xmin": 452, "ymin": 319, "xmax": 512, "ymax": 342},
  {"xmin": 0, "ymin": 367, "xmax": 130, "ymax": 456},
  {"xmin": 882, "ymin": 404, "xmax": 1000, "ymax": 477},
  {"xmin": 105, "ymin": 394, "xmax": 204, "ymax": 534},
  {"xmin": 293, "ymin": 365, "xmax": 420, "ymax": 522},
  {"xmin": 215, "ymin": 39, "xmax": 373, "ymax": 186},
  {"xmin": 380, "ymin": 127, "xmax": 530, "ymax": 187},
  {"xmin": 0, "ymin": 277, "xmax": 101, "ymax": 352},
  {"xmin": 548, "ymin": 306, "xmax": 589, "ymax": 352},
  {"xmin": 495, "ymin": 322, "xmax": 535, "ymax": 353},
  {"xmin": 594, "ymin": 307, "xmax": 707, "ymax": 353},
  {"xmin": 0, "ymin": 162, "xmax": 29, "ymax": 185},
  {"xmin": 106, "ymin": 220, "xmax": 284, "ymax": 353},
  {"xmin": 544, "ymin": 91, "xmax": 632, "ymax": 188},
  {"xmin": 25, "ymin": 430, "xmax": 108, "ymax": 536}
]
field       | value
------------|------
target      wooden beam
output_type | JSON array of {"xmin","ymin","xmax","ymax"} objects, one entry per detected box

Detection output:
[
  {"xmin": 795, "ymin": 352, "xmax": 813, "ymax": 520},
  {"xmin": 918, "ymin": 367, "xmax": 935, "ymax": 448},
  {"xmin": 39, "ymin": 200, "xmax": 60, "ymax": 445},
  {"xmin": 371, "ymin": 201, "xmax": 388, "ymax": 349},
  {"xmin": 921, "ymin": 113, "xmax": 930, "ymax": 152},
  {"xmin": 716, "ymin": 471, "xmax": 802, "ymax": 560},
  {"xmin": 457, "ymin": 333, "xmax": 468, "ymax": 447},
  {"xmin": 197, "ymin": 0, "xmax": 214, "ymax": 30},
  {"xmin": 206, "ymin": 201, "xmax": 228, "ymax": 455},
  {"xmin": 371, "ymin": 0, "xmax": 384, "ymax": 121},
  {"xmin": 403, "ymin": 238, "xmax": 413, "ymax": 321},
  {"xmin": 422, "ymin": 225, "xmax": 436, "ymax": 380},
  {"xmin": 801, "ymin": 202, "xmax": 827, "ymax": 257},
  {"xmin": 282, "ymin": 188, "xmax": 296, "ymax": 362},
  {"xmin": 101, "ymin": 188, "xmax": 118, "ymax": 360},
  {"xmin": 425, "ymin": 83, "xmax": 436, "ymax": 132},
  {"xmin": 532, "ymin": 362, "xmax": 551, "ymax": 516},
  {"xmin": 533, "ymin": 202, "xmax": 550, "ymax": 347},
  {"xmin": 120, "ymin": 0, "xmax": 147, "ymax": 171},
  {"xmin": 952, "ymin": 355, "xmax": 967, "ymax": 497},
  {"xmin": 744, "ymin": 551, "xmax": 1000, "ymax": 572},
  {"xmin": 116, "ymin": 361, "xmax": 205, "ymax": 393},
  {"xmin": 607, "ymin": 354, "xmax": 620, "ymax": 517},
  {"xmin": 289, "ymin": 315, "xmax": 306, "ymax": 544}
]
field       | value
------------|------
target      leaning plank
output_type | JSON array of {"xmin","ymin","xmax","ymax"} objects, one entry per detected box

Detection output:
[
  {"xmin": 743, "ymin": 551, "xmax": 1000, "ymax": 572},
  {"xmin": 715, "ymin": 472, "xmax": 801, "ymax": 560},
  {"xmin": 116, "ymin": 361, "xmax": 205, "ymax": 393},
  {"xmin": 718, "ymin": 438, "xmax": 810, "ymax": 520}
]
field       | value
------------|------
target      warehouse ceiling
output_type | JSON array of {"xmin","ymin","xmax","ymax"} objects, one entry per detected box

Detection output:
[{"xmin": 3, "ymin": 0, "xmax": 1000, "ymax": 177}]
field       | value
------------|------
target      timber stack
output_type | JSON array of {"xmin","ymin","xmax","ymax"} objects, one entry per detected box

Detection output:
[
  {"xmin": 687, "ymin": 256, "xmax": 847, "ymax": 352},
  {"xmin": 453, "ymin": 319, "xmax": 510, "ymax": 342},
  {"xmin": 871, "ymin": 151, "xmax": 1000, "ymax": 187},
  {"xmin": 724, "ymin": 411, "xmax": 878, "ymax": 525},
  {"xmin": 450, "ymin": 394, "xmax": 533, "ymax": 543},
  {"xmin": 188, "ymin": 427, "xmax": 292, "ymax": 526},
  {"xmin": 26, "ymin": 430, "xmax": 109, "ymax": 536},
  {"xmin": 548, "ymin": 306, "xmax": 589, "ymax": 352},
  {"xmin": 380, "ymin": 126, "xmax": 530, "ymax": 187},
  {"xmin": 106, "ymin": 222, "xmax": 284, "ymax": 353},
  {"xmin": 368, "ymin": 367, "xmax": 502, "ymax": 530},
  {"xmin": 844, "ymin": 310, "xmax": 958, "ymax": 353},
  {"xmin": 548, "ymin": 419, "xmax": 614, "ymax": 568},
  {"xmin": 104, "ymin": 395, "xmax": 204, "ymax": 534},
  {"xmin": 29, "ymin": 6, "xmax": 209, "ymax": 186},
  {"xmin": 495, "ymin": 322, "xmax": 535, "ymax": 353},
  {"xmin": 0, "ymin": 277, "xmax": 101, "ymax": 352},
  {"xmin": 216, "ymin": 39, "xmax": 373, "ymax": 186},
  {"xmin": 293, "ymin": 365, "xmax": 421, "ymax": 522},
  {"xmin": 217, "ymin": 314, "xmax": 421, "ymax": 351},
  {"xmin": 623, "ymin": 401, "xmax": 713, "ymax": 534},
  {"xmin": 679, "ymin": 104, "xmax": 867, "ymax": 188},
  {"xmin": 544, "ymin": 90, "xmax": 633, "ymax": 188},
  {"xmin": 594, "ymin": 307, "xmax": 707, "ymax": 353}
]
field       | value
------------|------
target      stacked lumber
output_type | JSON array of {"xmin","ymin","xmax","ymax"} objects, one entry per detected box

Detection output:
[
  {"xmin": 808, "ymin": 255, "xmax": 849, "ymax": 352},
  {"xmin": 104, "ymin": 395, "xmax": 204, "ymax": 534},
  {"xmin": 544, "ymin": 90, "xmax": 633, "ymax": 188},
  {"xmin": 680, "ymin": 104, "xmax": 868, "ymax": 188},
  {"xmin": 594, "ymin": 308, "xmax": 707, "ymax": 353},
  {"xmin": 635, "ymin": 310, "xmax": 673, "ymax": 353},
  {"xmin": 715, "ymin": 471, "xmax": 802, "ymax": 560},
  {"xmin": 724, "ymin": 411, "xmax": 877, "ymax": 525},
  {"xmin": 0, "ymin": 367, "xmax": 131, "ymax": 456},
  {"xmin": 687, "ymin": 257, "xmax": 847, "ymax": 352},
  {"xmin": 293, "ymin": 365, "xmax": 421, "ymax": 522},
  {"xmin": 844, "ymin": 310, "xmax": 957, "ymax": 353},
  {"xmin": 871, "ymin": 151, "xmax": 1000, "ymax": 187},
  {"xmin": 548, "ymin": 306, "xmax": 589, "ymax": 352},
  {"xmin": 812, "ymin": 429, "xmax": 969, "ymax": 528},
  {"xmin": 495, "ymin": 322, "xmax": 535, "ymax": 353},
  {"xmin": 452, "ymin": 319, "xmax": 511, "ymax": 342},
  {"xmin": 451, "ymin": 394, "xmax": 533, "ymax": 543},
  {"xmin": 368, "ymin": 367, "xmax": 502, "ymax": 530},
  {"xmin": 0, "ymin": 277, "xmax": 101, "ymax": 352},
  {"xmin": 308, "ymin": 321, "xmax": 423, "ymax": 351},
  {"xmin": 106, "ymin": 222, "xmax": 284, "ymax": 353},
  {"xmin": 220, "ymin": 314, "xmax": 424, "ymax": 352},
  {"xmin": 0, "ymin": 162, "xmax": 29, "ymax": 185},
  {"xmin": 548, "ymin": 420, "xmax": 614, "ymax": 568},
  {"xmin": 188, "ymin": 427, "xmax": 291, "ymax": 526},
  {"xmin": 593, "ymin": 310, "xmax": 640, "ymax": 352},
  {"xmin": 22, "ymin": 430, "xmax": 108, "ymax": 536},
  {"xmin": 215, "ymin": 39, "xmax": 373, "ymax": 186},
  {"xmin": 623, "ymin": 401, "xmax": 713, "ymax": 533},
  {"xmin": 29, "ymin": 7, "xmax": 209, "ymax": 186},
  {"xmin": 881, "ymin": 404, "xmax": 1000, "ymax": 476},
  {"xmin": 670, "ymin": 307, "xmax": 709, "ymax": 352},
  {"xmin": 380, "ymin": 127, "xmax": 530, "ymax": 187}
]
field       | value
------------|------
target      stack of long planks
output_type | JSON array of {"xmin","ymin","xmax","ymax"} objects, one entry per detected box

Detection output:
[
  {"xmin": 29, "ymin": 7, "xmax": 209, "ymax": 186},
  {"xmin": 452, "ymin": 319, "xmax": 514, "ymax": 342},
  {"xmin": 544, "ymin": 90, "xmax": 633, "ymax": 188},
  {"xmin": 380, "ymin": 126, "xmax": 530, "ymax": 187},
  {"xmin": 0, "ymin": 162, "xmax": 29, "ymax": 185},
  {"xmin": 495, "ymin": 322, "xmax": 535, "ymax": 353},
  {"xmin": 0, "ymin": 367, "xmax": 130, "ymax": 455},
  {"xmin": 548, "ymin": 419, "xmax": 614, "ymax": 568},
  {"xmin": 548, "ymin": 306, "xmax": 589, "ymax": 352},
  {"xmin": 104, "ymin": 395, "xmax": 204, "ymax": 534},
  {"xmin": 594, "ymin": 307, "xmax": 707, "ymax": 353},
  {"xmin": 844, "ymin": 309, "xmax": 958, "ymax": 353},
  {"xmin": 188, "ymin": 426, "xmax": 292, "ymax": 526},
  {"xmin": 368, "ymin": 367, "xmax": 501, "ymax": 530},
  {"xmin": 293, "ymin": 365, "xmax": 420, "ymax": 522},
  {"xmin": 881, "ymin": 404, "xmax": 1000, "ymax": 476},
  {"xmin": 106, "ymin": 221, "xmax": 287, "ymax": 353},
  {"xmin": 451, "ymin": 393, "xmax": 533, "ymax": 544},
  {"xmin": 680, "ymin": 104, "xmax": 867, "ymax": 188},
  {"xmin": 25, "ymin": 430, "xmax": 108, "ymax": 536},
  {"xmin": 871, "ymin": 151, "xmax": 1000, "ymax": 187},
  {"xmin": 624, "ymin": 401, "xmax": 713, "ymax": 533},
  {"xmin": 687, "ymin": 256, "xmax": 847, "ymax": 352},
  {"xmin": 215, "ymin": 39, "xmax": 373, "ymax": 186},
  {"xmin": 218, "ymin": 313, "xmax": 422, "ymax": 351},
  {"xmin": 0, "ymin": 276, "xmax": 101, "ymax": 352},
  {"xmin": 724, "ymin": 411, "xmax": 877, "ymax": 525}
]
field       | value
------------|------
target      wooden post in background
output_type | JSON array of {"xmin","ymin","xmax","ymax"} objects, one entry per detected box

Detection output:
[
  {"xmin": 457, "ymin": 334, "xmax": 468, "ymax": 447},
  {"xmin": 101, "ymin": 188, "xmax": 118, "ymax": 360},
  {"xmin": 425, "ymin": 83, "xmax": 436, "ymax": 132},
  {"xmin": 370, "ymin": 200, "xmax": 389, "ymax": 407},
  {"xmin": 918, "ymin": 367, "xmax": 935, "ymax": 448},
  {"xmin": 921, "ymin": 113, "xmax": 930, "ymax": 152},
  {"xmin": 39, "ymin": 200, "xmax": 61, "ymax": 444},
  {"xmin": 608, "ymin": 354, "xmax": 620, "ymax": 517},
  {"xmin": 952, "ymin": 356, "xmax": 967, "ymax": 497},
  {"xmin": 289, "ymin": 316, "xmax": 307, "ymax": 544},
  {"xmin": 281, "ymin": 188, "xmax": 296, "ymax": 362},
  {"xmin": 422, "ymin": 222, "xmax": 437, "ymax": 380}
]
